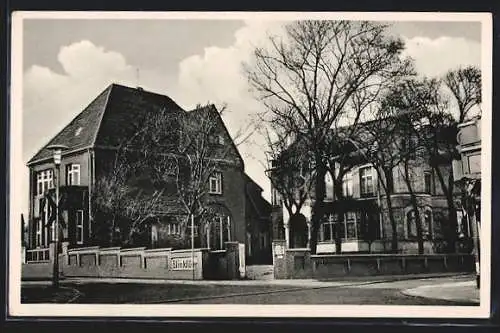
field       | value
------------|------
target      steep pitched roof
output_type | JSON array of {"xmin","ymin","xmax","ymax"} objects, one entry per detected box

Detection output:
[
  {"xmin": 27, "ymin": 84, "xmax": 184, "ymax": 165},
  {"xmin": 186, "ymin": 104, "xmax": 245, "ymax": 168},
  {"xmin": 28, "ymin": 85, "xmax": 113, "ymax": 164},
  {"xmin": 244, "ymin": 174, "xmax": 271, "ymax": 219}
]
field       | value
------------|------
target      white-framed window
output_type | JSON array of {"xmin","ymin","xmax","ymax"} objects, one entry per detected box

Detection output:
[
  {"xmin": 76, "ymin": 210, "xmax": 84, "ymax": 244},
  {"xmin": 151, "ymin": 224, "xmax": 158, "ymax": 248},
  {"xmin": 36, "ymin": 169, "xmax": 54, "ymax": 196},
  {"xmin": 35, "ymin": 219, "xmax": 43, "ymax": 247},
  {"xmin": 423, "ymin": 208, "xmax": 433, "ymax": 240},
  {"xmin": 467, "ymin": 153, "xmax": 481, "ymax": 174},
  {"xmin": 208, "ymin": 215, "xmax": 229, "ymax": 250},
  {"xmin": 345, "ymin": 212, "xmax": 357, "ymax": 240},
  {"xmin": 66, "ymin": 164, "xmax": 81, "ymax": 185},
  {"xmin": 187, "ymin": 224, "xmax": 199, "ymax": 237},
  {"xmin": 360, "ymin": 166, "xmax": 374, "ymax": 197},
  {"xmin": 209, "ymin": 133, "xmax": 225, "ymax": 145},
  {"xmin": 209, "ymin": 172, "xmax": 223, "ymax": 194},
  {"xmin": 168, "ymin": 223, "xmax": 177, "ymax": 235},
  {"xmin": 320, "ymin": 214, "xmax": 336, "ymax": 242},
  {"xmin": 168, "ymin": 223, "xmax": 180, "ymax": 235},
  {"xmin": 342, "ymin": 172, "xmax": 353, "ymax": 197},
  {"xmin": 325, "ymin": 172, "xmax": 334, "ymax": 200},
  {"xmin": 406, "ymin": 209, "xmax": 417, "ymax": 239}
]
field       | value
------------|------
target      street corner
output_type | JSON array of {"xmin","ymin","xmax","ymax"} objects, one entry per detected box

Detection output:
[{"xmin": 401, "ymin": 280, "xmax": 480, "ymax": 305}]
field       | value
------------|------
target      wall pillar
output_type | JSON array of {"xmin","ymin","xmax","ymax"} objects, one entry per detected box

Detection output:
[
  {"xmin": 224, "ymin": 241, "xmax": 240, "ymax": 280},
  {"xmin": 272, "ymin": 240, "xmax": 286, "ymax": 279},
  {"xmin": 284, "ymin": 223, "xmax": 290, "ymax": 249},
  {"xmin": 307, "ymin": 222, "xmax": 312, "ymax": 249}
]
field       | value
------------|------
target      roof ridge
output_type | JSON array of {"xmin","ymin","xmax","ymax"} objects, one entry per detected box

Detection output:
[{"xmin": 90, "ymin": 83, "xmax": 115, "ymax": 147}]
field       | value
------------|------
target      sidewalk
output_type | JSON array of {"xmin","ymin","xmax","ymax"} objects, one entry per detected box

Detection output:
[
  {"xmin": 22, "ymin": 272, "xmax": 467, "ymax": 288},
  {"xmin": 402, "ymin": 280, "xmax": 480, "ymax": 304}
]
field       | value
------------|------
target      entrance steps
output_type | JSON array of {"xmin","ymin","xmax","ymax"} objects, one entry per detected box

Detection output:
[{"xmin": 245, "ymin": 265, "xmax": 274, "ymax": 280}]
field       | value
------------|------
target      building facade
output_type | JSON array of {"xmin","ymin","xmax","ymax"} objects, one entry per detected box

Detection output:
[
  {"xmin": 26, "ymin": 83, "xmax": 271, "ymax": 263},
  {"xmin": 269, "ymin": 123, "xmax": 459, "ymax": 254},
  {"xmin": 453, "ymin": 116, "xmax": 481, "ymax": 285}
]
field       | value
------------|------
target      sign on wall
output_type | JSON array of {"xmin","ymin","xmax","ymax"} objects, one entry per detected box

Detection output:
[
  {"xmin": 274, "ymin": 244, "xmax": 285, "ymax": 258},
  {"xmin": 170, "ymin": 257, "xmax": 197, "ymax": 271}
]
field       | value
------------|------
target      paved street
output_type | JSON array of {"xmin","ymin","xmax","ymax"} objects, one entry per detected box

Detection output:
[{"xmin": 21, "ymin": 274, "xmax": 478, "ymax": 305}]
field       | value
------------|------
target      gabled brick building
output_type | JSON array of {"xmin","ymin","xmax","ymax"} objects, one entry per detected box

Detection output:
[{"xmin": 26, "ymin": 83, "xmax": 271, "ymax": 263}]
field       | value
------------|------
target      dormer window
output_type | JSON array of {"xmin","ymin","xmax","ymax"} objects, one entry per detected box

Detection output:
[
  {"xmin": 75, "ymin": 127, "xmax": 83, "ymax": 136},
  {"xmin": 209, "ymin": 133, "xmax": 225, "ymax": 145},
  {"xmin": 218, "ymin": 134, "xmax": 225, "ymax": 145}
]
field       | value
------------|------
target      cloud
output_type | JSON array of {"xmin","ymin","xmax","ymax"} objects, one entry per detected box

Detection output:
[
  {"xmin": 23, "ymin": 40, "xmax": 170, "ymax": 160},
  {"xmin": 21, "ymin": 40, "xmax": 169, "ymax": 216},
  {"xmin": 402, "ymin": 36, "xmax": 481, "ymax": 78},
  {"xmin": 172, "ymin": 21, "xmax": 286, "ymax": 200}
]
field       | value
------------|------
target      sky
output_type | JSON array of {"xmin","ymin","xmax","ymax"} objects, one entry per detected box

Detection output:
[{"xmin": 19, "ymin": 17, "xmax": 482, "ymax": 217}]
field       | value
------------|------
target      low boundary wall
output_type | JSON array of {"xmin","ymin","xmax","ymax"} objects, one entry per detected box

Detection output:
[
  {"xmin": 272, "ymin": 241, "xmax": 475, "ymax": 279},
  {"xmin": 22, "ymin": 242, "xmax": 243, "ymax": 281}
]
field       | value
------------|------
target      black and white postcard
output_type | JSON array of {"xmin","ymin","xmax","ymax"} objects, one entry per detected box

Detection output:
[{"xmin": 8, "ymin": 11, "xmax": 492, "ymax": 319}]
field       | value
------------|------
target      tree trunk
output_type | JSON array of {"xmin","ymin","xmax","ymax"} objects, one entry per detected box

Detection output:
[
  {"xmin": 110, "ymin": 215, "xmax": 116, "ymax": 247},
  {"xmin": 380, "ymin": 167, "xmax": 398, "ymax": 253},
  {"xmin": 433, "ymin": 164, "xmax": 458, "ymax": 253},
  {"xmin": 310, "ymin": 159, "xmax": 326, "ymax": 255},
  {"xmin": 384, "ymin": 193, "xmax": 399, "ymax": 252},
  {"xmin": 333, "ymin": 180, "xmax": 344, "ymax": 254},
  {"xmin": 403, "ymin": 162, "xmax": 424, "ymax": 254}
]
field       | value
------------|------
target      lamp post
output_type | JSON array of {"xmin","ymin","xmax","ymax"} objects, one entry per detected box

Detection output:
[
  {"xmin": 47, "ymin": 144, "xmax": 67, "ymax": 288},
  {"xmin": 191, "ymin": 213, "xmax": 195, "ymax": 281}
]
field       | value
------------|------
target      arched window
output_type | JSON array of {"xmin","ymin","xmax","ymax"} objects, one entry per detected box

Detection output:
[
  {"xmin": 151, "ymin": 224, "xmax": 158, "ymax": 248},
  {"xmin": 406, "ymin": 209, "xmax": 417, "ymax": 239}
]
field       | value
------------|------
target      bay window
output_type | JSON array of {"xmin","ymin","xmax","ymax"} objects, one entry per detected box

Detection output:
[
  {"xmin": 467, "ymin": 153, "xmax": 481, "ymax": 174},
  {"xmin": 320, "ymin": 211, "xmax": 380, "ymax": 242}
]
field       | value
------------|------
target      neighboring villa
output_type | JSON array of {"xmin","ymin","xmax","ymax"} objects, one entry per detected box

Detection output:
[
  {"xmin": 268, "ymin": 117, "xmax": 462, "ymax": 254},
  {"xmin": 25, "ymin": 83, "xmax": 271, "ymax": 264}
]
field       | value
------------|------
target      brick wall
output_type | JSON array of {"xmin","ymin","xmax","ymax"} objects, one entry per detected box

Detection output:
[
  {"xmin": 272, "ymin": 247, "xmax": 474, "ymax": 279},
  {"xmin": 20, "ymin": 243, "xmax": 243, "ymax": 281}
]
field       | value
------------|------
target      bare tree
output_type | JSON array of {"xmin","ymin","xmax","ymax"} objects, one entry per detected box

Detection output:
[
  {"xmin": 92, "ymin": 103, "xmax": 248, "ymax": 249},
  {"xmin": 444, "ymin": 66, "xmax": 481, "ymax": 122},
  {"xmin": 263, "ymin": 123, "xmax": 313, "ymax": 246},
  {"xmin": 245, "ymin": 20, "xmax": 412, "ymax": 253},
  {"xmin": 382, "ymin": 77, "xmax": 462, "ymax": 254},
  {"xmin": 352, "ymin": 114, "xmax": 407, "ymax": 253}
]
